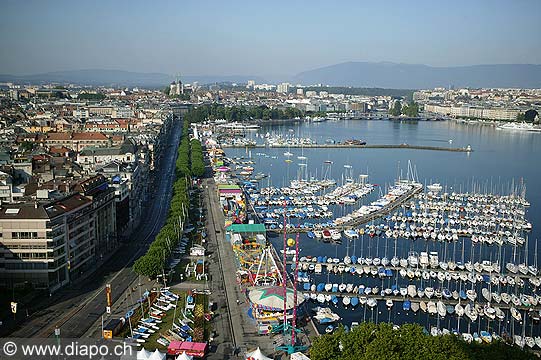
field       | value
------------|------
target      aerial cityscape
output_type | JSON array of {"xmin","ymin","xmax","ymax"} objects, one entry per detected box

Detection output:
[{"xmin": 1, "ymin": 1, "xmax": 541, "ymax": 360}]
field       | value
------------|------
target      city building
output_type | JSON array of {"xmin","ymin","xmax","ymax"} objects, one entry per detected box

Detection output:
[
  {"xmin": 170, "ymin": 79, "xmax": 184, "ymax": 95},
  {"xmin": 74, "ymin": 175, "xmax": 117, "ymax": 258},
  {"xmin": 0, "ymin": 194, "xmax": 95, "ymax": 291},
  {"xmin": 276, "ymin": 83, "xmax": 290, "ymax": 94}
]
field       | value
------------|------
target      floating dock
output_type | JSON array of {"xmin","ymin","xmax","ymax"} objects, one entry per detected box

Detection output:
[
  {"xmin": 266, "ymin": 183, "xmax": 423, "ymax": 233},
  {"xmin": 300, "ymin": 291, "xmax": 541, "ymax": 312}
]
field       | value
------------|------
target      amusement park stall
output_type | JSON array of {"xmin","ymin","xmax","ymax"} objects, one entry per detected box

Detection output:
[
  {"xmin": 226, "ymin": 223, "xmax": 267, "ymax": 275},
  {"xmin": 217, "ymin": 184, "xmax": 246, "ymax": 224},
  {"xmin": 167, "ymin": 341, "xmax": 208, "ymax": 358},
  {"xmin": 226, "ymin": 224, "xmax": 267, "ymax": 243}
]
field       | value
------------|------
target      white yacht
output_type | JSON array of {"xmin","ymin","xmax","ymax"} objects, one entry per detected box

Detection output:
[{"xmin": 497, "ymin": 122, "xmax": 541, "ymax": 132}]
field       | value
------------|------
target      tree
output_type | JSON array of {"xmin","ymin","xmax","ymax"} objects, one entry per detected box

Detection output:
[
  {"xmin": 516, "ymin": 112, "xmax": 526, "ymax": 122},
  {"xmin": 133, "ymin": 254, "xmax": 163, "ymax": 278},
  {"xmin": 190, "ymin": 139, "xmax": 205, "ymax": 177},
  {"xmin": 389, "ymin": 101, "xmax": 402, "ymax": 116},
  {"xmin": 133, "ymin": 119, "xmax": 192, "ymax": 278},
  {"xmin": 402, "ymin": 101, "xmax": 419, "ymax": 117},
  {"xmin": 309, "ymin": 322, "xmax": 534, "ymax": 360},
  {"xmin": 78, "ymin": 93, "xmax": 106, "ymax": 101},
  {"xmin": 310, "ymin": 331, "xmax": 340, "ymax": 360},
  {"xmin": 19, "ymin": 141, "xmax": 34, "ymax": 152}
]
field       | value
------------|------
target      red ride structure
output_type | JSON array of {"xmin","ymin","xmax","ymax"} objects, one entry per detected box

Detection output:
[{"xmin": 274, "ymin": 201, "xmax": 307, "ymax": 354}]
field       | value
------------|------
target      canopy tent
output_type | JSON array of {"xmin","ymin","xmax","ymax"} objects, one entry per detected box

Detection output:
[
  {"xmin": 167, "ymin": 341, "xmax": 208, "ymax": 357},
  {"xmin": 245, "ymin": 347, "xmax": 272, "ymax": 360},
  {"xmin": 176, "ymin": 352, "xmax": 193, "ymax": 360},
  {"xmin": 148, "ymin": 349, "xmax": 166, "ymax": 360},
  {"xmin": 247, "ymin": 286, "xmax": 304, "ymax": 311},
  {"xmin": 136, "ymin": 349, "xmax": 152, "ymax": 360}
]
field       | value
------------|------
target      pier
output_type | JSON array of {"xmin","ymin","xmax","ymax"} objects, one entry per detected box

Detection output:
[
  {"xmin": 300, "ymin": 291, "xmax": 541, "ymax": 312},
  {"xmin": 291, "ymin": 260, "xmax": 541, "ymax": 283},
  {"xmin": 338, "ymin": 183, "xmax": 423, "ymax": 228},
  {"xmin": 265, "ymin": 183, "xmax": 423, "ymax": 233},
  {"xmin": 222, "ymin": 143, "xmax": 472, "ymax": 152}
]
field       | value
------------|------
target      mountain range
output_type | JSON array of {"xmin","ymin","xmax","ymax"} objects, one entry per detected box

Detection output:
[
  {"xmin": 292, "ymin": 62, "xmax": 541, "ymax": 89},
  {"xmin": 1, "ymin": 62, "xmax": 541, "ymax": 89},
  {"xmin": 0, "ymin": 70, "xmax": 266, "ymax": 88}
]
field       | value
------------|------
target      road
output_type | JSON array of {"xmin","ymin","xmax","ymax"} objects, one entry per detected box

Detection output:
[{"xmin": 7, "ymin": 117, "xmax": 182, "ymax": 339}]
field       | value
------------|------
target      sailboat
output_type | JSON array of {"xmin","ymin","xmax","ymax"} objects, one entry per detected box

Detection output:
[
  {"xmin": 455, "ymin": 303, "xmax": 464, "ymax": 317},
  {"xmin": 297, "ymin": 143, "xmax": 307, "ymax": 160},
  {"xmin": 510, "ymin": 307, "xmax": 522, "ymax": 321},
  {"xmin": 284, "ymin": 144, "xmax": 293, "ymax": 157},
  {"xmin": 343, "ymin": 164, "xmax": 353, "ymax": 184}
]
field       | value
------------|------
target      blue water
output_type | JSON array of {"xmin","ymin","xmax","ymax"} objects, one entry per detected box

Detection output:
[{"xmin": 227, "ymin": 119, "xmax": 541, "ymax": 337}]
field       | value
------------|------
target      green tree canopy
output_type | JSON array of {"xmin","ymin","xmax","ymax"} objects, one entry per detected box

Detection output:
[
  {"xmin": 401, "ymin": 101, "xmax": 419, "ymax": 117},
  {"xmin": 184, "ymin": 104, "xmax": 303, "ymax": 123},
  {"xmin": 309, "ymin": 323, "xmax": 535, "ymax": 360},
  {"xmin": 389, "ymin": 101, "xmax": 402, "ymax": 116},
  {"xmin": 133, "ymin": 119, "xmax": 193, "ymax": 278},
  {"xmin": 78, "ymin": 93, "xmax": 106, "ymax": 101}
]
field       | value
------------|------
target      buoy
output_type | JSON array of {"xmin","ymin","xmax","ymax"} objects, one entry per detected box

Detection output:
[{"xmin": 287, "ymin": 238, "xmax": 295, "ymax": 247}]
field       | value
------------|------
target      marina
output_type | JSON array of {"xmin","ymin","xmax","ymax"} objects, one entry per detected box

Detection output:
[{"xmin": 202, "ymin": 118, "xmax": 541, "ymax": 352}]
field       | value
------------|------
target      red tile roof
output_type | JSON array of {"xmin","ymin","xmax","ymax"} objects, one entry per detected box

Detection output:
[
  {"xmin": 71, "ymin": 132, "xmax": 108, "ymax": 141},
  {"xmin": 47, "ymin": 132, "xmax": 71, "ymax": 141}
]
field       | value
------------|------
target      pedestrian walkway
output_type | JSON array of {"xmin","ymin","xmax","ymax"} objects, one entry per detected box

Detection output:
[{"xmin": 204, "ymin": 177, "xmax": 277, "ymax": 358}]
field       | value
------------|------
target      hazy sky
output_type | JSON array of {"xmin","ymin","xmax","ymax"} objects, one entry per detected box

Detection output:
[{"xmin": 1, "ymin": 0, "xmax": 540, "ymax": 76}]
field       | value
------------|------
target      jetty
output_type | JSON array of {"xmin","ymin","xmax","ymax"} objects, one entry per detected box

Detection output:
[
  {"xmin": 291, "ymin": 260, "xmax": 540, "ymax": 283},
  {"xmin": 299, "ymin": 291, "xmax": 541, "ymax": 312},
  {"xmin": 222, "ymin": 143, "xmax": 472, "ymax": 152},
  {"xmin": 265, "ymin": 182, "xmax": 423, "ymax": 233}
]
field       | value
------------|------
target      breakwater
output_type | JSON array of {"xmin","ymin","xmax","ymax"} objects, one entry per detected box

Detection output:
[{"xmin": 222, "ymin": 143, "xmax": 472, "ymax": 152}]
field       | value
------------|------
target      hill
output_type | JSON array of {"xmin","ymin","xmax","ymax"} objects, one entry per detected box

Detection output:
[
  {"xmin": 292, "ymin": 62, "xmax": 541, "ymax": 89},
  {"xmin": 0, "ymin": 70, "xmax": 265, "ymax": 88}
]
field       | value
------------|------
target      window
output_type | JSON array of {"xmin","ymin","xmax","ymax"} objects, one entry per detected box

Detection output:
[{"xmin": 12, "ymin": 232, "xmax": 39, "ymax": 239}]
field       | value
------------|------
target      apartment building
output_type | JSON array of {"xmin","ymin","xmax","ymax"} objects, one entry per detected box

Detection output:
[
  {"xmin": 76, "ymin": 142, "xmax": 136, "ymax": 171},
  {"xmin": 88, "ymin": 106, "xmax": 114, "ymax": 116},
  {"xmin": 0, "ymin": 193, "xmax": 95, "ymax": 292},
  {"xmin": 74, "ymin": 175, "xmax": 116, "ymax": 258},
  {"xmin": 45, "ymin": 132, "xmax": 111, "ymax": 152},
  {"xmin": 96, "ymin": 160, "xmax": 147, "ymax": 234},
  {"xmin": 425, "ymin": 104, "xmax": 521, "ymax": 121}
]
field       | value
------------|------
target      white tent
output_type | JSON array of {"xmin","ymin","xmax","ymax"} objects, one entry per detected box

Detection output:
[
  {"xmin": 245, "ymin": 347, "xmax": 272, "ymax": 360},
  {"xmin": 137, "ymin": 349, "xmax": 152, "ymax": 360},
  {"xmin": 176, "ymin": 352, "xmax": 194, "ymax": 360},
  {"xmin": 290, "ymin": 352, "xmax": 311, "ymax": 360},
  {"xmin": 148, "ymin": 349, "xmax": 166, "ymax": 360}
]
